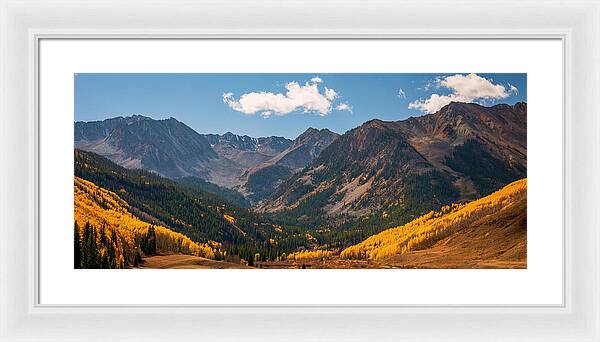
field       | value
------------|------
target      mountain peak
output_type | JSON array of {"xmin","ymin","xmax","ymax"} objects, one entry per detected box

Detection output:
[
  {"xmin": 357, "ymin": 119, "xmax": 395, "ymax": 134},
  {"xmin": 295, "ymin": 127, "xmax": 339, "ymax": 144},
  {"xmin": 363, "ymin": 118, "xmax": 385, "ymax": 126},
  {"xmin": 129, "ymin": 114, "xmax": 152, "ymax": 120},
  {"xmin": 513, "ymin": 102, "xmax": 527, "ymax": 112},
  {"xmin": 117, "ymin": 114, "xmax": 154, "ymax": 124},
  {"xmin": 439, "ymin": 101, "xmax": 481, "ymax": 113},
  {"xmin": 303, "ymin": 127, "xmax": 319, "ymax": 134},
  {"xmin": 301, "ymin": 127, "xmax": 338, "ymax": 135}
]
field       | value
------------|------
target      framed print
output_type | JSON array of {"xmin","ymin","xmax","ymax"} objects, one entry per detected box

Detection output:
[
  {"xmin": 1, "ymin": 1, "xmax": 599, "ymax": 341},
  {"xmin": 40, "ymin": 40, "xmax": 560, "ymax": 306}
]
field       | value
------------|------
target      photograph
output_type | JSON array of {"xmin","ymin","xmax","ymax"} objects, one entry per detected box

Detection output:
[{"xmin": 73, "ymin": 72, "xmax": 527, "ymax": 269}]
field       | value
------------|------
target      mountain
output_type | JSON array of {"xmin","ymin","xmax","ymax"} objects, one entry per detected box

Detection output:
[
  {"xmin": 74, "ymin": 116, "xmax": 339, "ymax": 203},
  {"xmin": 259, "ymin": 102, "xmax": 526, "ymax": 228},
  {"xmin": 202, "ymin": 132, "xmax": 293, "ymax": 168},
  {"xmin": 341, "ymin": 178, "xmax": 527, "ymax": 268},
  {"xmin": 75, "ymin": 115, "xmax": 218, "ymax": 179},
  {"xmin": 238, "ymin": 127, "xmax": 340, "ymax": 203},
  {"xmin": 260, "ymin": 127, "xmax": 340, "ymax": 171},
  {"xmin": 395, "ymin": 101, "xmax": 527, "ymax": 195}
]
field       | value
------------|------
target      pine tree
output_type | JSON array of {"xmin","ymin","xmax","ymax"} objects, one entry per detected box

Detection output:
[
  {"xmin": 147, "ymin": 226, "xmax": 157, "ymax": 256},
  {"xmin": 86, "ymin": 224, "xmax": 99, "ymax": 268},
  {"xmin": 74, "ymin": 222, "xmax": 82, "ymax": 269},
  {"xmin": 81, "ymin": 222, "xmax": 91, "ymax": 268},
  {"xmin": 108, "ymin": 229, "xmax": 118, "ymax": 269}
]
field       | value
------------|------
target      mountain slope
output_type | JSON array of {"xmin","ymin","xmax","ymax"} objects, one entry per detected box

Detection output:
[
  {"xmin": 258, "ymin": 119, "xmax": 460, "ymax": 220},
  {"xmin": 74, "ymin": 148, "xmax": 319, "ymax": 261},
  {"xmin": 75, "ymin": 115, "xmax": 218, "ymax": 179},
  {"xmin": 175, "ymin": 176, "xmax": 251, "ymax": 208},
  {"xmin": 264, "ymin": 127, "xmax": 340, "ymax": 171},
  {"xmin": 340, "ymin": 178, "xmax": 527, "ymax": 268},
  {"xmin": 396, "ymin": 101, "xmax": 527, "ymax": 195},
  {"xmin": 260, "ymin": 102, "xmax": 526, "ymax": 227},
  {"xmin": 74, "ymin": 149, "xmax": 278, "ymax": 246},
  {"xmin": 239, "ymin": 127, "xmax": 339, "ymax": 203},
  {"xmin": 74, "ymin": 176, "xmax": 216, "ymax": 268}
]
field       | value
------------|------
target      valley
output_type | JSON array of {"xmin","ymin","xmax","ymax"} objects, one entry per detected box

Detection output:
[{"xmin": 74, "ymin": 101, "xmax": 528, "ymax": 269}]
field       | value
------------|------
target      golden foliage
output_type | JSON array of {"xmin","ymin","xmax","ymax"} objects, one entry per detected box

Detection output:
[
  {"xmin": 223, "ymin": 214, "xmax": 236, "ymax": 224},
  {"xmin": 341, "ymin": 179, "xmax": 527, "ymax": 260},
  {"xmin": 74, "ymin": 177, "xmax": 215, "ymax": 260},
  {"xmin": 287, "ymin": 249, "xmax": 333, "ymax": 260}
]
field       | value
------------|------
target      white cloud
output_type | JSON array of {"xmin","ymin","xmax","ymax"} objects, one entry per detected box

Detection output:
[
  {"xmin": 223, "ymin": 77, "xmax": 346, "ymax": 117},
  {"xmin": 325, "ymin": 87, "xmax": 338, "ymax": 101},
  {"xmin": 336, "ymin": 103, "xmax": 352, "ymax": 113},
  {"xmin": 408, "ymin": 73, "xmax": 517, "ymax": 114},
  {"xmin": 397, "ymin": 88, "xmax": 406, "ymax": 99}
]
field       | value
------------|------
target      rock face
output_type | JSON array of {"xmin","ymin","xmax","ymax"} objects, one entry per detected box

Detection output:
[
  {"xmin": 75, "ymin": 115, "xmax": 217, "ymax": 179},
  {"xmin": 258, "ymin": 102, "xmax": 527, "ymax": 222}
]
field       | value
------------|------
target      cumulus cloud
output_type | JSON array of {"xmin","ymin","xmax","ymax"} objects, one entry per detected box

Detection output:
[
  {"xmin": 408, "ymin": 73, "xmax": 517, "ymax": 114},
  {"xmin": 336, "ymin": 102, "xmax": 352, "ymax": 113},
  {"xmin": 223, "ymin": 77, "xmax": 349, "ymax": 117},
  {"xmin": 397, "ymin": 88, "xmax": 406, "ymax": 99},
  {"xmin": 325, "ymin": 87, "xmax": 338, "ymax": 101}
]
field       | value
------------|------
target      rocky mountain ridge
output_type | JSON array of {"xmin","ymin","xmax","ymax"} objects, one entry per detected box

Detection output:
[{"xmin": 258, "ymin": 102, "xmax": 527, "ymax": 226}]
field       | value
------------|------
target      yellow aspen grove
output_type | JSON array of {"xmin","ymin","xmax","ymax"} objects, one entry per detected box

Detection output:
[
  {"xmin": 341, "ymin": 178, "xmax": 527, "ymax": 260},
  {"xmin": 74, "ymin": 176, "xmax": 215, "ymax": 267},
  {"xmin": 287, "ymin": 249, "xmax": 333, "ymax": 260}
]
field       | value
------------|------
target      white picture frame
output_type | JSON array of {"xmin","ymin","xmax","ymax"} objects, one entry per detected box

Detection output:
[{"xmin": 1, "ymin": 0, "xmax": 599, "ymax": 341}]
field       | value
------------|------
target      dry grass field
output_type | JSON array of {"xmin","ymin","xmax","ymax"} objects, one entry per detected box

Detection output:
[{"xmin": 140, "ymin": 254, "xmax": 251, "ymax": 269}]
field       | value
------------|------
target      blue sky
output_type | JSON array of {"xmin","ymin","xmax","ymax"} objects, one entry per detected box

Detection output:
[{"xmin": 75, "ymin": 73, "xmax": 526, "ymax": 139}]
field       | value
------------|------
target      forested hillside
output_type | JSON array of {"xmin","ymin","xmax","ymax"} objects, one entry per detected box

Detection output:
[
  {"xmin": 176, "ymin": 176, "xmax": 250, "ymax": 208},
  {"xmin": 74, "ymin": 149, "xmax": 316, "ymax": 264},
  {"xmin": 341, "ymin": 178, "xmax": 527, "ymax": 267},
  {"xmin": 74, "ymin": 177, "xmax": 215, "ymax": 268}
]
